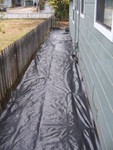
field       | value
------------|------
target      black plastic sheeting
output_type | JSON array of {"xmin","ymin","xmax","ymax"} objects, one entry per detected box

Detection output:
[{"xmin": 0, "ymin": 30, "xmax": 101, "ymax": 150}]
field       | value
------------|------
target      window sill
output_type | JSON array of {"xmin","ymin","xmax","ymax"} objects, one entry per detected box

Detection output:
[
  {"xmin": 94, "ymin": 22, "xmax": 113, "ymax": 42},
  {"xmin": 80, "ymin": 13, "xmax": 84, "ymax": 19}
]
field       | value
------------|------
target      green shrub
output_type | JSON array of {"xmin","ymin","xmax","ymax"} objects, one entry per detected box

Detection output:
[{"xmin": 48, "ymin": 0, "xmax": 69, "ymax": 20}]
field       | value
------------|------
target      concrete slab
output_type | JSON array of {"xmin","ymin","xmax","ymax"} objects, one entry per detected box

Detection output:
[{"xmin": 3, "ymin": 2, "xmax": 54, "ymax": 19}]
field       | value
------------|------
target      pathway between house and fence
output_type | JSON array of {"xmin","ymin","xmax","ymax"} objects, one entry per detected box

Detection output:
[{"xmin": 0, "ymin": 29, "xmax": 101, "ymax": 150}]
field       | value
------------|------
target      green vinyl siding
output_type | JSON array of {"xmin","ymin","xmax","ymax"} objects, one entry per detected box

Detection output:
[{"xmin": 69, "ymin": 0, "xmax": 113, "ymax": 149}]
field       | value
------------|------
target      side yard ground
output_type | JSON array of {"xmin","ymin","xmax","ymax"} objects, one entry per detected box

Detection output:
[{"xmin": 0, "ymin": 29, "xmax": 100, "ymax": 150}]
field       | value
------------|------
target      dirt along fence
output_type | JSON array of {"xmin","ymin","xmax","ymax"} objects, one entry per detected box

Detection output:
[{"xmin": 0, "ymin": 17, "xmax": 52, "ymax": 113}]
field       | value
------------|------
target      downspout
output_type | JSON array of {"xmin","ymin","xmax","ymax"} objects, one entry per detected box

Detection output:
[
  {"xmin": 73, "ymin": 0, "xmax": 80, "ymax": 56},
  {"xmin": 77, "ymin": 0, "xmax": 80, "ymax": 52},
  {"xmin": 73, "ymin": 0, "xmax": 76, "ymax": 55}
]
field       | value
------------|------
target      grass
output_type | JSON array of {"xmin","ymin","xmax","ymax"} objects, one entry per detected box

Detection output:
[{"xmin": 0, "ymin": 19, "xmax": 44, "ymax": 51}]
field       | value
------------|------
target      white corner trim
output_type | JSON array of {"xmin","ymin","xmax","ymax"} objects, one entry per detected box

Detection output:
[{"xmin": 112, "ymin": 11, "xmax": 113, "ymax": 42}]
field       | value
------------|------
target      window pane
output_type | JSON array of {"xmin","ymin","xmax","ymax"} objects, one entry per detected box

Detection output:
[
  {"xmin": 76, "ymin": 0, "xmax": 79, "ymax": 10},
  {"xmin": 81, "ymin": 0, "xmax": 84, "ymax": 14},
  {"xmin": 96, "ymin": 0, "xmax": 113, "ymax": 29},
  {"xmin": 104, "ymin": 0, "xmax": 113, "ymax": 28}
]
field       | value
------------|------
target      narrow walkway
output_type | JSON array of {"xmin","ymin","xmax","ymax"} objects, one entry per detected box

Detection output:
[{"xmin": 0, "ymin": 30, "xmax": 100, "ymax": 150}]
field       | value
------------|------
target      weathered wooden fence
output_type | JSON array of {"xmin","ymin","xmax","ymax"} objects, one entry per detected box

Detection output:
[
  {"xmin": 0, "ymin": 17, "xmax": 52, "ymax": 112},
  {"xmin": 51, "ymin": 18, "xmax": 60, "ymax": 29}
]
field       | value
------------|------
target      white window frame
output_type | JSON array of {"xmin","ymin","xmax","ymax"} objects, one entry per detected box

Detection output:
[
  {"xmin": 94, "ymin": 0, "xmax": 113, "ymax": 42},
  {"xmin": 80, "ymin": 0, "xmax": 85, "ymax": 18}
]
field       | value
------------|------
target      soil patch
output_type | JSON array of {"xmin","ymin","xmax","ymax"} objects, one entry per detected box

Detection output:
[{"xmin": 60, "ymin": 21, "xmax": 69, "ymax": 29}]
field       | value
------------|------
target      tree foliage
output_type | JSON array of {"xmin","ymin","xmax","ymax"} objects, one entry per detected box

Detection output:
[{"xmin": 48, "ymin": 0, "xmax": 69, "ymax": 20}]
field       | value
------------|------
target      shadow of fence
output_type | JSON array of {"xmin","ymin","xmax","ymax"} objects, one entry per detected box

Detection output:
[{"xmin": 0, "ymin": 17, "xmax": 52, "ymax": 112}]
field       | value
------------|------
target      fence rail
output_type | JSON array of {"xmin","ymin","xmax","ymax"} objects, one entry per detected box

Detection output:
[{"xmin": 0, "ymin": 17, "xmax": 52, "ymax": 112}]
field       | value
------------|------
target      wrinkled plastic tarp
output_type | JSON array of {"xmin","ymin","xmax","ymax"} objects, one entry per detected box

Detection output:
[{"xmin": 0, "ymin": 30, "xmax": 101, "ymax": 150}]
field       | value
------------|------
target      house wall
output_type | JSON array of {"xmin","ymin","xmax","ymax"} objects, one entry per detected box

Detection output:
[
  {"xmin": 2, "ymin": 0, "xmax": 12, "ymax": 7},
  {"xmin": 2, "ymin": 0, "xmax": 35, "ymax": 7},
  {"xmin": 69, "ymin": 0, "xmax": 113, "ymax": 149},
  {"xmin": 24, "ymin": 0, "xmax": 33, "ymax": 7}
]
